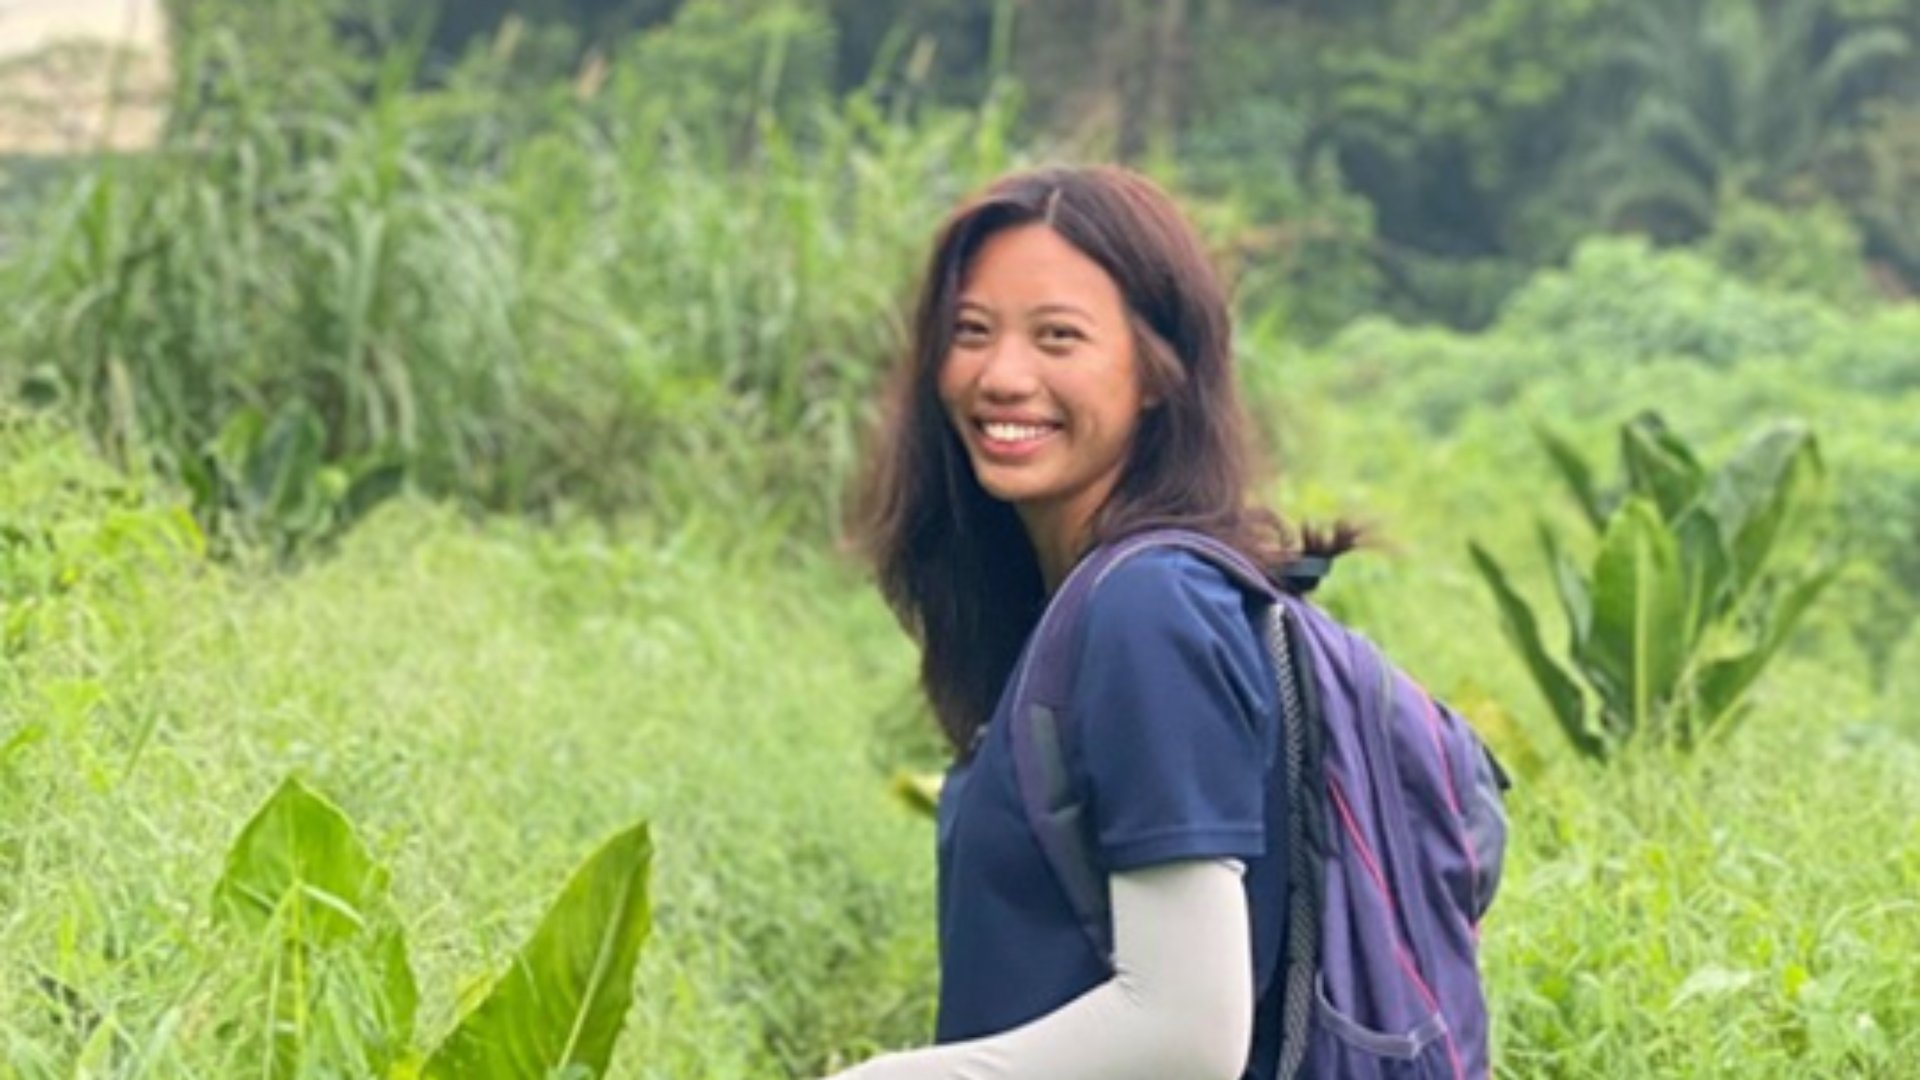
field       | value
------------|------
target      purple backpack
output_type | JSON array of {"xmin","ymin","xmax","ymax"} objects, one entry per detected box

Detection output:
[{"xmin": 1009, "ymin": 528, "xmax": 1508, "ymax": 1079}]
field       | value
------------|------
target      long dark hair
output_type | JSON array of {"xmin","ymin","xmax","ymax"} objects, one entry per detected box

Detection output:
[{"xmin": 853, "ymin": 165, "xmax": 1355, "ymax": 756}]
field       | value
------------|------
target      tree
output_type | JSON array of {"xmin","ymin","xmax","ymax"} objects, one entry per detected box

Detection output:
[{"xmin": 1585, "ymin": 0, "xmax": 1913, "ymax": 242}]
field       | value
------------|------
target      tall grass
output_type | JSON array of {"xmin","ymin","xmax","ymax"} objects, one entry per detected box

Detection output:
[
  {"xmin": 5, "ymin": 17, "xmax": 1916, "ymax": 1076},
  {"xmin": 7, "ymin": 361, "xmax": 1918, "ymax": 1076},
  {"xmin": 491, "ymin": 83, "xmax": 1016, "ymax": 528},
  {"xmin": 1488, "ymin": 715, "xmax": 1920, "ymax": 1078},
  {"xmin": 4, "ymin": 39, "xmax": 524, "ymax": 497},
  {"xmin": 0, "ymin": 417, "xmax": 934, "ymax": 1078},
  {"xmin": 0, "ymin": 30, "xmax": 1018, "ymax": 546}
]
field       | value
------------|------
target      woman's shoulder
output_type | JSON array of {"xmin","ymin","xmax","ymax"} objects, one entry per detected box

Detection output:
[
  {"xmin": 1086, "ymin": 545, "xmax": 1246, "ymax": 615},
  {"xmin": 1072, "ymin": 543, "xmax": 1279, "ymax": 746},
  {"xmin": 1081, "ymin": 546, "xmax": 1262, "ymax": 649}
]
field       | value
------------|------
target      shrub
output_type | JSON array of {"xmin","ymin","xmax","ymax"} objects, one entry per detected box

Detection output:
[
  {"xmin": 1471, "ymin": 414, "xmax": 1836, "ymax": 759},
  {"xmin": 1495, "ymin": 236, "xmax": 1840, "ymax": 367},
  {"xmin": 1700, "ymin": 197, "xmax": 1877, "ymax": 308}
]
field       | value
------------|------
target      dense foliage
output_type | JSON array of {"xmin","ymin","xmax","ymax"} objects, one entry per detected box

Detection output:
[
  {"xmin": 0, "ymin": 417, "xmax": 934, "ymax": 1077},
  {"xmin": 2, "ymin": 1, "xmax": 1917, "ymax": 1077},
  {"xmin": 4, "ymin": 21, "xmax": 1017, "ymax": 544}
]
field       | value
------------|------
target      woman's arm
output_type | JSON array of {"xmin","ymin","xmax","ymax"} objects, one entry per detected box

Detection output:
[{"xmin": 825, "ymin": 859, "xmax": 1253, "ymax": 1080}]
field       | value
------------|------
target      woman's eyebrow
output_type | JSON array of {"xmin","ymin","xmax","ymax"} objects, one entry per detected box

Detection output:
[{"xmin": 952, "ymin": 299, "xmax": 1097, "ymax": 322}]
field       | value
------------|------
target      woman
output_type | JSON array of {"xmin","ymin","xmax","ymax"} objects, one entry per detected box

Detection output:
[{"xmin": 838, "ymin": 165, "xmax": 1352, "ymax": 1079}]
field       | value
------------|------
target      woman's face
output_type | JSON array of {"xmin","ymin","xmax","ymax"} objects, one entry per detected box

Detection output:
[{"xmin": 937, "ymin": 223, "xmax": 1148, "ymax": 548}]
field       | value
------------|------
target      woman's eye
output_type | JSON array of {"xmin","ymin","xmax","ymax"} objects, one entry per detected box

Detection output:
[
  {"xmin": 953, "ymin": 320, "xmax": 990, "ymax": 343},
  {"xmin": 1037, "ymin": 325, "xmax": 1083, "ymax": 347}
]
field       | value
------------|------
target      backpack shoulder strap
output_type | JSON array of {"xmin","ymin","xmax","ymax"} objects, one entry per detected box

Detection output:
[
  {"xmin": 1268, "ymin": 596, "xmax": 1326, "ymax": 1080},
  {"xmin": 1006, "ymin": 528, "xmax": 1285, "ymax": 966}
]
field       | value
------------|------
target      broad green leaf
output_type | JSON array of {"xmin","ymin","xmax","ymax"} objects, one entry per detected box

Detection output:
[
  {"xmin": 890, "ymin": 769, "xmax": 943, "ymax": 819},
  {"xmin": 1583, "ymin": 498, "xmax": 1687, "ymax": 742},
  {"xmin": 258, "ymin": 927, "xmax": 415, "ymax": 1080},
  {"xmin": 1537, "ymin": 523, "xmax": 1591, "ymax": 657},
  {"xmin": 212, "ymin": 407, "xmax": 266, "ymax": 482},
  {"xmin": 1535, "ymin": 426, "xmax": 1606, "ymax": 532},
  {"xmin": 246, "ymin": 402, "xmax": 326, "ymax": 521},
  {"xmin": 214, "ymin": 777, "xmax": 407, "ymax": 1078},
  {"xmin": 378, "ymin": 927, "xmax": 420, "ymax": 1052},
  {"xmin": 1696, "ymin": 560, "xmax": 1839, "ymax": 735},
  {"xmin": 1670, "ymin": 504, "xmax": 1731, "ymax": 642},
  {"xmin": 179, "ymin": 454, "xmax": 218, "ymax": 516},
  {"xmin": 262, "ymin": 935, "xmax": 311, "ymax": 1078},
  {"xmin": 341, "ymin": 457, "xmax": 408, "ymax": 528},
  {"xmin": 1468, "ymin": 542, "xmax": 1602, "ymax": 759},
  {"xmin": 1704, "ymin": 422, "xmax": 1821, "ymax": 594},
  {"xmin": 1620, "ymin": 412, "xmax": 1704, "ymax": 522},
  {"xmin": 1814, "ymin": 27, "xmax": 1913, "ymax": 109},
  {"xmin": 215, "ymin": 776, "xmax": 385, "ymax": 946},
  {"xmin": 424, "ymin": 823, "xmax": 654, "ymax": 1080}
]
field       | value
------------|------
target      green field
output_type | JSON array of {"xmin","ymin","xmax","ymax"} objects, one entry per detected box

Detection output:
[
  {"xmin": 6, "ymin": 281, "xmax": 1917, "ymax": 1074},
  {"xmin": 4, "ymin": 2, "xmax": 1920, "ymax": 1077}
]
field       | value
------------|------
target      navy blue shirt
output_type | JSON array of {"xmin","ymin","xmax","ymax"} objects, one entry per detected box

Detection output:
[{"xmin": 934, "ymin": 549, "xmax": 1290, "ymax": 1079}]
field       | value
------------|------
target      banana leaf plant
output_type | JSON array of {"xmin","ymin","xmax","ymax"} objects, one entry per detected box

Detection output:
[
  {"xmin": 182, "ymin": 400, "xmax": 406, "ymax": 560},
  {"xmin": 1471, "ymin": 412, "xmax": 1837, "ymax": 760},
  {"xmin": 216, "ymin": 776, "xmax": 655, "ymax": 1078}
]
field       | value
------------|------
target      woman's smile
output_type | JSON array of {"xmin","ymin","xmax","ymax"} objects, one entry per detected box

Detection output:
[{"xmin": 973, "ymin": 416, "xmax": 1064, "ymax": 459}]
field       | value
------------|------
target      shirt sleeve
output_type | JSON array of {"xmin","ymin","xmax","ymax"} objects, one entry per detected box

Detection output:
[
  {"xmin": 1071, "ymin": 552, "xmax": 1272, "ymax": 871},
  {"xmin": 819, "ymin": 859, "xmax": 1255, "ymax": 1080}
]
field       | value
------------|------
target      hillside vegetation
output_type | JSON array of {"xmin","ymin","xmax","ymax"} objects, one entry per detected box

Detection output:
[{"xmin": 2, "ymin": 2, "xmax": 1917, "ymax": 1076}]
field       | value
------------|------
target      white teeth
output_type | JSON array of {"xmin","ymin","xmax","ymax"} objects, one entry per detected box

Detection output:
[{"xmin": 982, "ymin": 422, "xmax": 1055, "ymax": 442}]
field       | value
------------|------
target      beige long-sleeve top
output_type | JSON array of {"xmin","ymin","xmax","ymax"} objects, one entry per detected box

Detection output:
[{"xmin": 825, "ymin": 859, "xmax": 1253, "ymax": 1080}]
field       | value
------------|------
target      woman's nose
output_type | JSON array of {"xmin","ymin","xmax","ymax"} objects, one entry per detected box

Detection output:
[{"xmin": 975, "ymin": 340, "xmax": 1040, "ymax": 400}]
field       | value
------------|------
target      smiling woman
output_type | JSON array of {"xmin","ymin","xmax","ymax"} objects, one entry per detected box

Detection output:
[
  {"xmin": 836, "ymin": 166, "xmax": 1366, "ymax": 1080},
  {"xmin": 938, "ymin": 223, "xmax": 1149, "ymax": 592},
  {"xmin": 857, "ymin": 166, "xmax": 1296, "ymax": 757}
]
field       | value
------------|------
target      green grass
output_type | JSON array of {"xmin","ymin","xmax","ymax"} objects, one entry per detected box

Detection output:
[
  {"xmin": 1486, "ymin": 685, "xmax": 1920, "ymax": 1078},
  {"xmin": 1265, "ymin": 263, "xmax": 1920, "ymax": 1077},
  {"xmin": 7, "ymin": 346, "xmax": 1919, "ymax": 1076},
  {"xmin": 0, "ymin": 420, "xmax": 935, "ymax": 1077},
  {"xmin": 2, "ymin": 31, "xmax": 1917, "ymax": 1074}
]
